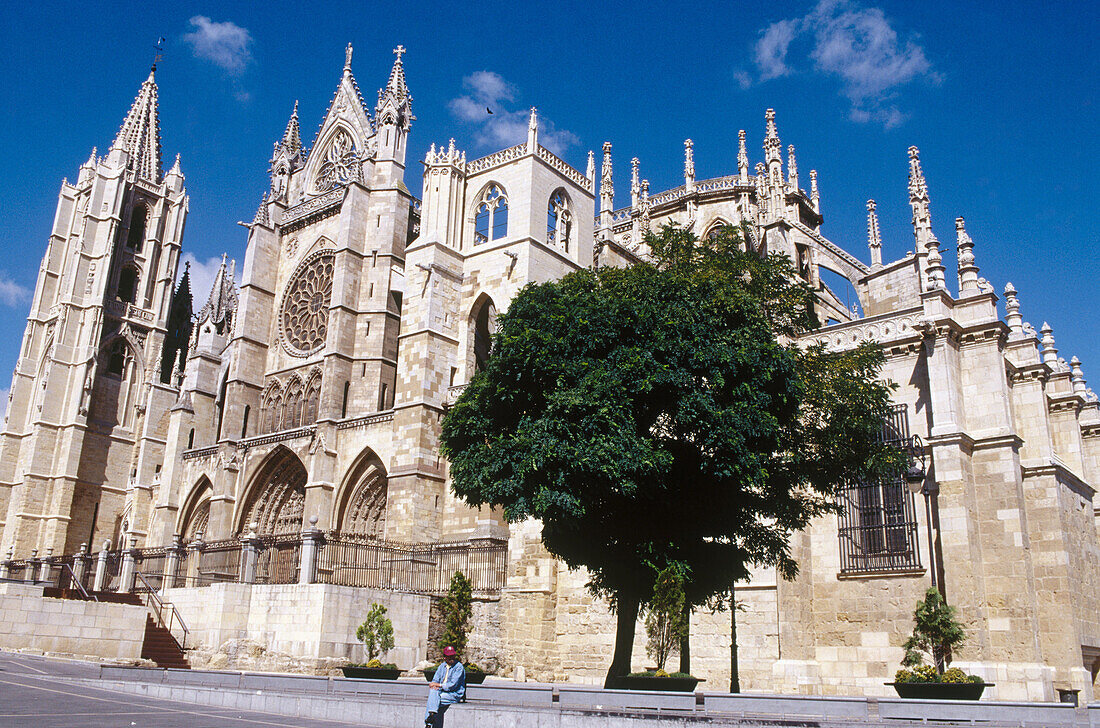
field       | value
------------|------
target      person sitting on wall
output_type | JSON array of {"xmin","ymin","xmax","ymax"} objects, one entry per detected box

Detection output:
[{"xmin": 424, "ymin": 645, "xmax": 466, "ymax": 728}]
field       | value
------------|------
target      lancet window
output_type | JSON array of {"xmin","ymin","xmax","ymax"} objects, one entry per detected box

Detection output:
[
  {"xmin": 473, "ymin": 184, "xmax": 508, "ymax": 244},
  {"xmin": 547, "ymin": 189, "xmax": 572, "ymax": 252},
  {"xmin": 837, "ymin": 404, "xmax": 921, "ymax": 574},
  {"xmin": 126, "ymin": 204, "xmax": 148, "ymax": 249},
  {"xmin": 117, "ymin": 266, "xmax": 139, "ymax": 304}
]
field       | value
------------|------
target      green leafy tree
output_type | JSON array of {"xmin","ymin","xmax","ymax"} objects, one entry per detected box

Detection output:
[
  {"xmin": 355, "ymin": 603, "xmax": 395, "ymax": 663},
  {"xmin": 644, "ymin": 566, "xmax": 688, "ymax": 671},
  {"xmin": 437, "ymin": 571, "xmax": 473, "ymax": 656},
  {"xmin": 902, "ymin": 587, "xmax": 966, "ymax": 674},
  {"xmin": 440, "ymin": 224, "xmax": 906, "ymax": 686}
]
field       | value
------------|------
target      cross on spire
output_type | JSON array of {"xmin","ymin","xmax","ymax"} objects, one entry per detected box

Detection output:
[{"xmin": 394, "ymin": 45, "xmax": 406, "ymax": 61}]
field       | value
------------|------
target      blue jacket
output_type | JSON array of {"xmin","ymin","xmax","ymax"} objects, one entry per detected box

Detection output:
[{"xmin": 432, "ymin": 661, "xmax": 466, "ymax": 701}]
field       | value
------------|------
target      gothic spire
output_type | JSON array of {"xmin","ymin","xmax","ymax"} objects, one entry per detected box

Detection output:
[
  {"xmin": 599, "ymin": 142, "xmax": 614, "ymax": 237},
  {"xmin": 281, "ymin": 101, "xmax": 302, "ymax": 155},
  {"xmin": 586, "ymin": 150, "xmax": 595, "ymax": 182},
  {"xmin": 867, "ymin": 199, "xmax": 882, "ymax": 267},
  {"xmin": 1040, "ymin": 323, "xmax": 1059, "ymax": 365},
  {"xmin": 684, "ymin": 139, "xmax": 695, "ymax": 192},
  {"xmin": 737, "ymin": 130, "xmax": 749, "ymax": 183},
  {"xmin": 630, "ymin": 157, "xmax": 640, "ymax": 209},
  {"xmin": 1004, "ymin": 282, "xmax": 1024, "ymax": 337},
  {"xmin": 527, "ymin": 107, "xmax": 538, "ymax": 153},
  {"xmin": 809, "ymin": 170, "xmax": 820, "ymax": 213},
  {"xmin": 196, "ymin": 254, "xmax": 239, "ymax": 337},
  {"xmin": 956, "ymin": 217, "xmax": 980, "ymax": 294},
  {"xmin": 764, "ymin": 109, "xmax": 782, "ymax": 166},
  {"xmin": 111, "ymin": 67, "xmax": 163, "ymax": 182},
  {"xmin": 376, "ymin": 45, "xmax": 413, "ymax": 132},
  {"xmin": 908, "ymin": 146, "xmax": 944, "ymax": 289},
  {"xmin": 787, "ymin": 144, "xmax": 798, "ymax": 190}
]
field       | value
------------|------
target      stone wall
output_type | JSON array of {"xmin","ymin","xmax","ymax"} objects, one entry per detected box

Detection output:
[
  {"xmin": 164, "ymin": 582, "xmax": 430, "ymax": 670},
  {"xmin": 0, "ymin": 583, "xmax": 146, "ymax": 660}
]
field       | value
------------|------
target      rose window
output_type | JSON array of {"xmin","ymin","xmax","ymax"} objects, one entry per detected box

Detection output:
[
  {"xmin": 314, "ymin": 130, "xmax": 359, "ymax": 191},
  {"xmin": 282, "ymin": 254, "xmax": 335, "ymax": 355}
]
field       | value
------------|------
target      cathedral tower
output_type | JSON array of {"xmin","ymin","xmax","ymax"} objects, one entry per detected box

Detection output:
[{"xmin": 0, "ymin": 66, "xmax": 189, "ymax": 556}]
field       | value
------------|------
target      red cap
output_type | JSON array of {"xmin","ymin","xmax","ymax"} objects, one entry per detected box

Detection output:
[{"xmin": 442, "ymin": 646, "xmax": 457, "ymax": 656}]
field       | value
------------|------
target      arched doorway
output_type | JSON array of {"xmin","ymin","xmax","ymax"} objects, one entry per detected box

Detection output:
[
  {"xmin": 239, "ymin": 447, "xmax": 308, "ymax": 535},
  {"xmin": 335, "ymin": 449, "xmax": 388, "ymax": 537},
  {"xmin": 178, "ymin": 477, "xmax": 213, "ymax": 541}
]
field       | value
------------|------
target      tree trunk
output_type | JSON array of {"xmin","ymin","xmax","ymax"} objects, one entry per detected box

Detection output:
[
  {"xmin": 605, "ymin": 591, "xmax": 640, "ymax": 688},
  {"xmin": 679, "ymin": 600, "xmax": 691, "ymax": 675},
  {"xmin": 729, "ymin": 586, "xmax": 740, "ymax": 693}
]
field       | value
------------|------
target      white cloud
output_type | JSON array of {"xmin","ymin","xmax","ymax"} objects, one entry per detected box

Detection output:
[
  {"xmin": 183, "ymin": 16, "xmax": 253, "ymax": 74},
  {"xmin": 0, "ymin": 272, "xmax": 30, "ymax": 307},
  {"xmin": 448, "ymin": 71, "xmax": 580, "ymax": 156},
  {"xmin": 739, "ymin": 0, "xmax": 935, "ymax": 127},
  {"xmin": 180, "ymin": 253, "xmax": 231, "ymax": 308}
]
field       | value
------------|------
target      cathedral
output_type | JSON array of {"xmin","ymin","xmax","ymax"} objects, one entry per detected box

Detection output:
[{"xmin": 2, "ymin": 44, "xmax": 1099, "ymax": 702}]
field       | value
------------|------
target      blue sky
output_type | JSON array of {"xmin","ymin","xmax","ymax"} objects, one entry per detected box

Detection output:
[{"xmin": 0, "ymin": 1, "xmax": 1097, "ymax": 409}]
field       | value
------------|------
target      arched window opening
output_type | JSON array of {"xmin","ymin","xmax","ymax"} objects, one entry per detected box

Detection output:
[
  {"xmin": 241, "ymin": 405, "xmax": 250, "ymax": 438},
  {"xmin": 126, "ymin": 204, "xmax": 148, "ymax": 249},
  {"xmin": 187, "ymin": 428, "xmax": 195, "ymax": 449},
  {"xmin": 473, "ymin": 184, "xmax": 508, "ymax": 244},
  {"xmin": 107, "ymin": 340, "xmax": 127, "ymax": 375},
  {"xmin": 547, "ymin": 189, "xmax": 572, "ymax": 252},
  {"xmin": 214, "ymin": 375, "xmax": 228, "ymax": 440},
  {"xmin": 117, "ymin": 267, "xmax": 138, "ymax": 304},
  {"xmin": 341, "ymin": 381, "xmax": 350, "ymax": 418},
  {"xmin": 472, "ymin": 295, "xmax": 497, "ymax": 373},
  {"xmin": 819, "ymin": 267, "xmax": 863, "ymax": 319},
  {"xmin": 283, "ymin": 378, "xmax": 303, "ymax": 430}
]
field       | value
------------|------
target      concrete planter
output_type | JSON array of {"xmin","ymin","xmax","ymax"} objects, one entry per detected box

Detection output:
[
  {"xmin": 341, "ymin": 666, "xmax": 402, "ymax": 680},
  {"xmin": 422, "ymin": 668, "xmax": 487, "ymax": 684},
  {"xmin": 888, "ymin": 681, "xmax": 990, "ymax": 700},
  {"xmin": 607, "ymin": 675, "xmax": 701, "ymax": 692}
]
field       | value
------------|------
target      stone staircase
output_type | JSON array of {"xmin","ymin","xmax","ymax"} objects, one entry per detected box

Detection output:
[{"xmin": 43, "ymin": 586, "xmax": 190, "ymax": 669}]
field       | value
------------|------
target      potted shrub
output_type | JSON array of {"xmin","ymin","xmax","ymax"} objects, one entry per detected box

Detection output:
[
  {"xmin": 887, "ymin": 587, "xmax": 990, "ymax": 700},
  {"xmin": 422, "ymin": 571, "xmax": 488, "ymax": 684},
  {"xmin": 607, "ymin": 567, "xmax": 700, "ymax": 692},
  {"xmin": 342, "ymin": 603, "xmax": 401, "ymax": 680}
]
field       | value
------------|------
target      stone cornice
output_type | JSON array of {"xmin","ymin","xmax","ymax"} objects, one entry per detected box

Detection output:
[
  {"xmin": 1082, "ymin": 423, "xmax": 1100, "ymax": 440},
  {"xmin": 1021, "ymin": 458, "xmax": 1095, "ymax": 499},
  {"xmin": 1006, "ymin": 360, "xmax": 1048, "ymax": 385}
]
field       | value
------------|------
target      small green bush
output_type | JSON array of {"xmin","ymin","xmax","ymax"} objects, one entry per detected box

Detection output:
[
  {"xmin": 895, "ymin": 665, "xmax": 982, "ymax": 684},
  {"xmin": 355, "ymin": 603, "xmax": 395, "ymax": 663},
  {"xmin": 627, "ymin": 669, "xmax": 695, "ymax": 679}
]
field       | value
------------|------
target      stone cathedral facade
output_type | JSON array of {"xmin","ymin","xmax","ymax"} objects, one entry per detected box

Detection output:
[{"xmin": 2, "ymin": 46, "xmax": 1099, "ymax": 701}]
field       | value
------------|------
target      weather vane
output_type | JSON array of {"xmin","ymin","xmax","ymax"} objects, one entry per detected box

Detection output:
[{"xmin": 152, "ymin": 36, "xmax": 165, "ymax": 71}]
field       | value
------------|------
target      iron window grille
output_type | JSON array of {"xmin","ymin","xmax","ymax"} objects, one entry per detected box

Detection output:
[{"xmin": 837, "ymin": 403, "xmax": 922, "ymax": 574}]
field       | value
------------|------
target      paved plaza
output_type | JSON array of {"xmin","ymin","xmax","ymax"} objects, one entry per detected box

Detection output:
[{"xmin": 0, "ymin": 653, "xmax": 376, "ymax": 728}]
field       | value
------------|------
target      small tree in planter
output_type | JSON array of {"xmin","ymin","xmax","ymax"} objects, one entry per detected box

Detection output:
[
  {"xmin": 342, "ymin": 603, "xmax": 400, "ymax": 679},
  {"xmin": 610, "ymin": 566, "xmax": 699, "ymax": 692},
  {"xmin": 424, "ymin": 571, "xmax": 488, "ymax": 683},
  {"xmin": 892, "ymin": 587, "xmax": 986, "ymax": 699},
  {"xmin": 644, "ymin": 566, "xmax": 688, "ymax": 673}
]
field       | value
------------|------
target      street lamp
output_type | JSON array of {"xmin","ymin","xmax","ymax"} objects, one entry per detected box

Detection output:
[{"xmin": 904, "ymin": 434, "xmax": 940, "ymax": 589}]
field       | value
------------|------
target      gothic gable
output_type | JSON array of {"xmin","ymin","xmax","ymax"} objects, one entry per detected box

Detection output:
[{"xmin": 303, "ymin": 72, "xmax": 376, "ymax": 196}]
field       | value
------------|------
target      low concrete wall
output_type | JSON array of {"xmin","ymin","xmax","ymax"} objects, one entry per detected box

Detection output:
[
  {"xmin": 162, "ymin": 582, "xmax": 431, "ymax": 669},
  {"xmin": 0, "ymin": 583, "xmax": 146, "ymax": 660},
  {"xmin": 90, "ymin": 665, "xmax": 1093, "ymax": 727}
]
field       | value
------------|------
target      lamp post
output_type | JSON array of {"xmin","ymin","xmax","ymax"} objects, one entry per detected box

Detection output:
[{"xmin": 904, "ymin": 434, "xmax": 940, "ymax": 590}]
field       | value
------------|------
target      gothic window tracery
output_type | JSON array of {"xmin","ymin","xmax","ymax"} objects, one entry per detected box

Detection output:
[
  {"xmin": 473, "ymin": 185, "xmax": 508, "ymax": 244},
  {"xmin": 283, "ymin": 377, "xmax": 303, "ymax": 429},
  {"xmin": 547, "ymin": 189, "xmax": 572, "ymax": 252},
  {"xmin": 281, "ymin": 253, "xmax": 335, "ymax": 356},
  {"xmin": 313, "ymin": 129, "xmax": 359, "ymax": 191},
  {"xmin": 303, "ymin": 372, "xmax": 322, "ymax": 424}
]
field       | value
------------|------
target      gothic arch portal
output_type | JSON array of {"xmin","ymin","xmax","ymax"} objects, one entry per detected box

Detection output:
[
  {"xmin": 334, "ymin": 448, "xmax": 388, "ymax": 537},
  {"xmin": 178, "ymin": 477, "xmax": 212, "ymax": 541},
  {"xmin": 237, "ymin": 446, "xmax": 307, "ymax": 536}
]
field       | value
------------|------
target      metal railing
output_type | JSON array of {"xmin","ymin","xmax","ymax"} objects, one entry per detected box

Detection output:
[
  {"xmin": 135, "ymin": 572, "xmax": 189, "ymax": 650},
  {"xmin": 316, "ymin": 533, "xmax": 507, "ymax": 597},
  {"xmin": 254, "ymin": 534, "xmax": 300, "ymax": 584},
  {"xmin": 838, "ymin": 404, "xmax": 922, "ymax": 574}
]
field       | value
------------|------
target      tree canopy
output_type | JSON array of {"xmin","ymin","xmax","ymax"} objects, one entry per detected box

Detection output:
[{"xmin": 440, "ymin": 224, "xmax": 905, "ymax": 683}]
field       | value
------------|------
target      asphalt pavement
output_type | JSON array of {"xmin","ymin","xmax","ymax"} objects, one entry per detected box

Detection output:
[{"xmin": 0, "ymin": 653, "xmax": 387, "ymax": 728}]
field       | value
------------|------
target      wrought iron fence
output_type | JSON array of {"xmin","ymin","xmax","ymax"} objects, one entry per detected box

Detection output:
[
  {"xmin": 100, "ymin": 551, "xmax": 123, "ymax": 591},
  {"xmin": 316, "ymin": 533, "xmax": 506, "ymax": 597},
  {"xmin": 254, "ymin": 534, "xmax": 300, "ymax": 584},
  {"xmin": 133, "ymin": 547, "xmax": 170, "ymax": 591},
  {"xmin": 176, "ymin": 540, "xmax": 242, "ymax": 587},
  {"xmin": 838, "ymin": 404, "xmax": 922, "ymax": 574}
]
